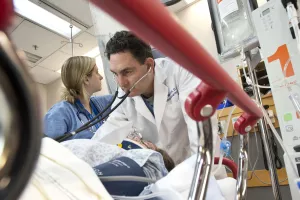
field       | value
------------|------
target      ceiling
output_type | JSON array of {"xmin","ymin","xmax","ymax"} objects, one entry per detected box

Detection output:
[{"xmin": 8, "ymin": 0, "xmax": 194, "ymax": 85}]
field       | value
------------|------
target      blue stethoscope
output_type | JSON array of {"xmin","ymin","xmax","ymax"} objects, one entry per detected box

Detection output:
[
  {"xmin": 54, "ymin": 67, "xmax": 152, "ymax": 142},
  {"xmin": 74, "ymin": 99, "xmax": 104, "ymax": 133}
]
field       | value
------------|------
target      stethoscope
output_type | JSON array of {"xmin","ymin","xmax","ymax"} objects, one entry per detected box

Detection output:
[
  {"xmin": 75, "ymin": 100, "xmax": 103, "ymax": 133},
  {"xmin": 54, "ymin": 67, "xmax": 152, "ymax": 142}
]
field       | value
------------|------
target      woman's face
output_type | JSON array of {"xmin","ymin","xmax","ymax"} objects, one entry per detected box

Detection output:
[{"xmin": 86, "ymin": 65, "xmax": 103, "ymax": 94}]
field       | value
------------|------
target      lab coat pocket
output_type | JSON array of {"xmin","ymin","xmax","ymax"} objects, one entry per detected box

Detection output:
[{"xmin": 163, "ymin": 101, "xmax": 183, "ymax": 140}]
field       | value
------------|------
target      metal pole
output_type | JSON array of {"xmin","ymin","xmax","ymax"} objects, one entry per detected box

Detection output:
[
  {"xmin": 245, "ymin": 51, "xmax": 282, "ymax": 200},
  {"xmin": 188, "ymin": 119, "xmax": 213, "ymax": 200},
  {"xmin": 70, "ymin": 25, "xmax": 74, "ymax": 57},
  {"xmin": 236, "ymin": 133, "xmax": 249, "ymax": 200}
]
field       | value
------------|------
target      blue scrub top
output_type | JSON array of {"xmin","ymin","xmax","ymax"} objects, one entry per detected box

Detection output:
[{"xmin": 44, "ymin": 95, "xmax": 113, "ymax": 140}]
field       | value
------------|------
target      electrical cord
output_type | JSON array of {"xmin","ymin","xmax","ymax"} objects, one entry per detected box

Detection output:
[
  {"xmin": 258, "ymin": 102, "xmax": 299, "ymax": 177},
  {"xmin": 232, "ymin": 130, "xmax": 287, "ymax": 184},
  {"xmin": 252, "ymin": 171, "xmax": 288, "ymax": 185}
]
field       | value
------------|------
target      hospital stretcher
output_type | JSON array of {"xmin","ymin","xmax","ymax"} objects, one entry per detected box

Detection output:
[
  {"xmin": 0, "ymin": 0, "xmax": 262, "ymax": 199},
  {"xmin": 19, "ymin": 138, "xmax": 237, "ymax": 200}
]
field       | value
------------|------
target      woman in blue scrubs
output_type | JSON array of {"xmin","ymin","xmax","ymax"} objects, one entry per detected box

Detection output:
[{"xmin": 44, "ymin": 56, "xmax": 113, "ymax": 140}]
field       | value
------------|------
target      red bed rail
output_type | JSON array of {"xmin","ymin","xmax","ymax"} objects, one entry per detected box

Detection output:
[{"xmin": 214, "ymin": 157, "xmax": 238, "ymax": 179}]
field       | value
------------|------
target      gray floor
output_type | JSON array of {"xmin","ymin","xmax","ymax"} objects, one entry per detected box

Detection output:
[{"xmin": 247, "ymin": 186, "xmax": 292, "ymax": 200}]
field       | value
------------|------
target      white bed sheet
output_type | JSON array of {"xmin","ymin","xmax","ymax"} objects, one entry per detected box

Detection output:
[
  {"xmin": 19, "ymin": 139, "xmax": 236, "ymax": 200},
  {"xmin": 141, "ymin": 154, "xmax": 236, "ymax": 200}
]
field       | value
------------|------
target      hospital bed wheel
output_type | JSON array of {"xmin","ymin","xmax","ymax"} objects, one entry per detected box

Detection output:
[{"xmin": 0, "ymin": 33, "xmax": 42, "ymax": 199}]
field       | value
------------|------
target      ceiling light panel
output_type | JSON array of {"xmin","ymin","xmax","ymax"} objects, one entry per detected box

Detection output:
[{"xmin": 13, "ymin": 0, "xmax": 81, "ymax": 38}]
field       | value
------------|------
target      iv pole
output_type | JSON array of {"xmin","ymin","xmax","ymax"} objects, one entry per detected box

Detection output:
[
  {"xmin": 61, "ymin": 21, "xmax": 83, "ymax": 56},
  {"xmin": 244, "ymin": 51, "xmax": 282, "ymax": 200}
]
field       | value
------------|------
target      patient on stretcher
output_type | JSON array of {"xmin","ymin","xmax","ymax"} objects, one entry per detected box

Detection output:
[
  {"xmin": 62, "ymin": 136, "xmax": 172, "ymax": 196},
  {"xmin": 20, "ymin": 138, "xmax": 232, "ymax": 200},
  {"xmin": 119, "ymin": 131, "xmax": 175, "ymax": 172}
]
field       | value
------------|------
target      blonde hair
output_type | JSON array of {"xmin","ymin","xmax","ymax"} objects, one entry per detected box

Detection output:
[{"xmin": 61, "ymin": 56, "xmax": 96, "ymax": 104}]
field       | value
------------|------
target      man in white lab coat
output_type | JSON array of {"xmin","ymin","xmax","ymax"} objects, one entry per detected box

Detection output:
[{"xmin": 93, "ymin": 31, "xmax": 220, "ymax": 165}]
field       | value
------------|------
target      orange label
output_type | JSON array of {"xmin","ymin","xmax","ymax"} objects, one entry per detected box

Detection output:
[
  {"xmin": 296, "ymin": 111, "xmax": 300, "ymax": 119},
  {"xmin": 217, "ymin": 0, "xmax": 223, "ymax": 4},
  {"xmin": 268, "ymin": 44, "xmax": 295, "ymax": 77}
]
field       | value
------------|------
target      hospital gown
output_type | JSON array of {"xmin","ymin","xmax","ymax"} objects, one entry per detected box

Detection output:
[{"xmin": 61, "ymin": 139, "xmax": 168, "ymax": 180}]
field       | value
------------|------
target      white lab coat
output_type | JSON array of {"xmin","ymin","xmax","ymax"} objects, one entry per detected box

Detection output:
[{"xmin": 93, "ymin": 58, "xmax": 220, "ymax": 165}]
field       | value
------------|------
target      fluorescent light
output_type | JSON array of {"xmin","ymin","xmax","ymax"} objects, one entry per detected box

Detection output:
[
  {"xmin": 13, "ymin": 0, "xmax": 81, "ymax": 38},
  {"xmin": 83, "ymin": 47, "xmax": 100, "ymax": 58},
  {"xmin": 56, "ymin": 69, "xmax": 61, "ymax": 74}
]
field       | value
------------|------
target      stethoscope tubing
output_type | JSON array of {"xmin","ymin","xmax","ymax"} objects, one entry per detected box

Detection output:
[{"xmin": 54, "ymin": 67, "xmax": 151, "ymax": 142}]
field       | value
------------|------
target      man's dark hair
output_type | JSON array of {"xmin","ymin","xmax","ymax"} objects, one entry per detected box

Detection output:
[{"xmin": 105, "ymin": 30, "xmax": 153, "ymax": 64}]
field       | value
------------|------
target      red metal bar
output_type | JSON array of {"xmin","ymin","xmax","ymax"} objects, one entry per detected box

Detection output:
[
  {"xmin": 89, "ymin": 0, "xmax": 263, "ymax": 119},
  {"xmin": 0, "ymin": 0, "xmax": 13, "ymax": 31}
]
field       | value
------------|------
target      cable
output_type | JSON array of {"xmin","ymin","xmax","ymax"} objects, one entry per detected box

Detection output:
[
  {"xmin": 240, "ymin": 49, "xmax": 272, "ymax": 90},
  {"xmin": 213, "ymin": 105, "xmax": 236, "ymax": 175},
  {"xmin": 252, "ymin": 84, "xmax": 271, "ymax": 89},
  {"xmin": 99, "ymin": 176, "xmax": 156, "ymax": 184},
  {"xmin": 252, "ymin": 171, "xmax": 288, "ymax": 185},
  {"xmin": 258, "ymin": 102, "xmax": 299, "ymax": 177}
]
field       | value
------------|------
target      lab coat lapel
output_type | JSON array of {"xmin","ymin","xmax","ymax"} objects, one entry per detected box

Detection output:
[
  {"xmin": 154, "ymin": 68, "xmax": 168, "ymax": 133},
  {"xmin": 134, "ymin": 96, "xmax": 156, "ymax": 124}
]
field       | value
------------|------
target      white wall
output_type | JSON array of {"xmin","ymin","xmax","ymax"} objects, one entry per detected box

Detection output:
[
  {"xmin": 175, "ymin": 0, "xmax": 241, "ymax": 81},
  {"xmin": 36, "ymin": 83, "xmax": 48, "ymax": 116},
  {"xmin": 46, "ymin": 78, "xmax": 64, "ymax": 110}
]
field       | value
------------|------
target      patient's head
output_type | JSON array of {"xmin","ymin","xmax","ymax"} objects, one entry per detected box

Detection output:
[
  {"xmin": 156, "ymin": 148, "xmax": 175, "ymax": 172},
  {"xmin": 124, "ymin": 133, "xmax": 175, "ymax": 171}
]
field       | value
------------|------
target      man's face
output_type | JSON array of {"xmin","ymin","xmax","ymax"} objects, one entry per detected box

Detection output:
[{"xmin": 109, "ymin": 51, "xmax": 154, "ymax": 97}]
